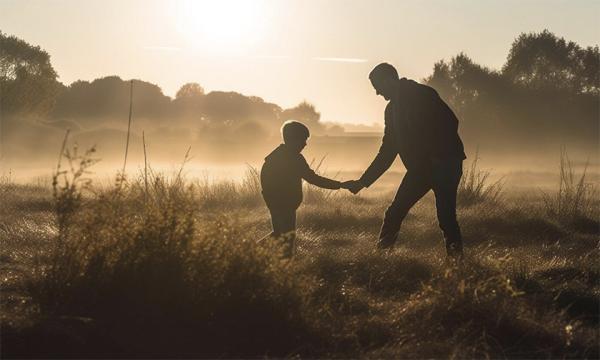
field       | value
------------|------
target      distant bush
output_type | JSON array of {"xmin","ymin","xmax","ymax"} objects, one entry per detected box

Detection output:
[{"xmin": 457, "ymin": 151, "xmax": 503, "ymax": 206}]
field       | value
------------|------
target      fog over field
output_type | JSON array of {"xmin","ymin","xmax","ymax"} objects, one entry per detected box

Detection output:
[
  {"xmin": 1, "ymin": 9, "xmax": 599, "ymax": 359},
  {"xmin": 1, "ymin": 28, "xmax": 599, "ymax": 185}
]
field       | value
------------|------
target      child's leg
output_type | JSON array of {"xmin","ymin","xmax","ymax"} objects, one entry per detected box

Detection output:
[{"xmin": 268, "ymin": 207, "xmax": 297, "ymax": 257}]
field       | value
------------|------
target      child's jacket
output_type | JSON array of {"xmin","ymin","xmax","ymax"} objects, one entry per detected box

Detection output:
[{"xmin": 261, "ymin": 144, "xmax": 341, "ymax": 209}]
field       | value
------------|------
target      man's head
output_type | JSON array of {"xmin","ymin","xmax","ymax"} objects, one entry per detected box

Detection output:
[
  {"xmin": 369, "ymin": 63, "xmax": 399, "ymax": 101},
  {"xmin": 281, "ymin": 120, "xmax": 310, "ymax": 152}
]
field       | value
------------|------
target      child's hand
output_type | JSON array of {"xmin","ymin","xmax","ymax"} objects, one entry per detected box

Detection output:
[{"xmin": 340, "ymin": 180, "xmax": 352, "ymax": 190}]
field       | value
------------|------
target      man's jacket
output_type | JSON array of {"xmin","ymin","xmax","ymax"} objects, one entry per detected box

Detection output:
[
  {"xmin": 359, "ymin": 78, "xmax": 466, "ymax": 187},
  {"xmin": 261, "ymin": 144, "xmax": 341, "ymax": 209}
]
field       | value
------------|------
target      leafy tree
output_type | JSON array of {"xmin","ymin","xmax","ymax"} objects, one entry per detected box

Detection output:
[
  {"xmin": 176, "ymin": 82, "xmax": 205, "ymax": 99},
  {"xmin": 0, "ymin": 31, "xmax": 61, "ymax": 116},
  {"xmin": 201, "ymin": 91, "xmax": 281, "ymax": 127},
  {"xmin": 426, "ymin": 30, "xmax": 599, "ymax": 149},
  {"xmin": 51, "ymin": 76, "xmax": 172, "ymax": 124},
  {"xmin": 173, "ymin": 82, "xmax": 205, "ymax": 117},
  {"xmin": 503, "ymin": 30, "xmax": 599, "ymax": 94},
  {"xmin": 575, "ymin": 45, "xmax": 600, "ymax": 94},
  {"xmin": 281, "ymin": 101, "xmax": 325, "ymax": 134},
  {"xmin": 425, "ymin": 53, "xmax": 504, "ymax": 117}
]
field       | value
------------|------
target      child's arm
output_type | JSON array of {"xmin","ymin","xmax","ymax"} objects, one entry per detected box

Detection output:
[{"xmin": 299, "ymin": 157, "xmax": 341, "ymax": 189}]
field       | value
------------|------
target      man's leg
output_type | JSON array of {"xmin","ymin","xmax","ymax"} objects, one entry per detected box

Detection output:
[
  {"xmin": 432, "ymin": 160, "xmax": 463, "ymax": 258},
  {"xmin": 268, "ymin": 206, "xmax": 297, "ymax": 257},
  {"xmin": 378, "ymin": 171, "xmax": 431, "ymax": 249}
]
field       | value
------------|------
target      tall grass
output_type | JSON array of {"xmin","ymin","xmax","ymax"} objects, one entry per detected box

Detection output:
[
  {"xmin": 0, "ymin": 168, "xmax": 15, "ymax": 196},
  {"xmin": 5, "ymin": 145, "xmax": 597, "ymax": 358},
  {"xmin": 241, "ymin": 163, "xmax": 261, "ymax": 195},
  {"xmin": 458, "ymin": 151, "xmax": 503, "ymax": 206},
  {"xmin": 303, "ymin": 156, "xmax": 341, "ymax": 204},
  {"xmin": 0, "ymin": 168, "xmax": 13, "ymax": 184},
  {"xmin": 29, "ymin": 147, "xmax": 328, "ymax": 357},
  {"xmin": 194, "ymin": 165, "xmax": 263, "ymax": 209},
  {"xmin": 543, "ymin": 149, "xmax": 598, "ymax": 228},
  {"xmin": 385, "ymin": 261, "xmax": 592, "ymax": 358},
  {"xmin": 192, "ymin": 157, "xmax": 341, "ymax": 209}
]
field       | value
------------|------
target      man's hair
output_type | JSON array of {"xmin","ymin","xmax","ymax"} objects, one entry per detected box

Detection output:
[
  {"xmin": 369, "ymin": 63, "xmax": 399, "ymax": 81},
  {"xmin": 281, "ymin": 120, "xmax": 310, "ymax": 143}
]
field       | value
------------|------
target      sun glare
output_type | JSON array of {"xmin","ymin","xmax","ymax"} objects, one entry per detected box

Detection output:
[{"xmin": 176, "ymin": 0, "xmax": 266, "ymax": 53}]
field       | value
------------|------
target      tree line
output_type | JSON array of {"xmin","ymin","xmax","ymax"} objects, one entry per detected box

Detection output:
[
  {"xmin": 425, "ymin": 30, "xmax": 598, "ymax": 148},
  {"xmin": 1, "ymin": 29, "xmax": 598, "ymax": 148},
  {"xmin": 0, "ymin": 30, "xmax": 336, "ymax": 138}
]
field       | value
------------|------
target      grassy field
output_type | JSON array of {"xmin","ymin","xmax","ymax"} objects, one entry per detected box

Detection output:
[{"xmin": 1, "ymin": 151, "xmax": 598, "ymax": 358}]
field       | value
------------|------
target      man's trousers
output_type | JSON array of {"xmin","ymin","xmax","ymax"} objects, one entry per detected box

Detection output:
[{"xmin": 378, "ymin": 160, "xmax": 463, "ymax": 255}]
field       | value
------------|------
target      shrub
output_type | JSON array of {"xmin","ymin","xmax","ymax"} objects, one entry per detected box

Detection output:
[{"xmin": 29, "ymin": 148, "xmax": 328, "ymax": 358}]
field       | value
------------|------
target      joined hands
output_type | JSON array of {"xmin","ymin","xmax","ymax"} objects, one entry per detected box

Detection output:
[{"xmin": 341, "ymin": 180, "xmax": 364, "ymax": 195}]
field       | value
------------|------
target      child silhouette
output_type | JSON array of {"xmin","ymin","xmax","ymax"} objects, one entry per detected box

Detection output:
[{"xmin": 260, "ymin": 120, "xmax": 351, "ymax": 257}]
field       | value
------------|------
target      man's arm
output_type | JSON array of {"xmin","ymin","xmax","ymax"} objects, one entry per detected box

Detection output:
[{"xmin": 357, "ymin": 120, "xmax": 397, "ymax": 188}]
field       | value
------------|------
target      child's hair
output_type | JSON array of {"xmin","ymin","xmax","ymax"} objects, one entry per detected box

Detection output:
[{"xmin": 281, "ymin": 120, "xmax": 310, "ymax": 143}]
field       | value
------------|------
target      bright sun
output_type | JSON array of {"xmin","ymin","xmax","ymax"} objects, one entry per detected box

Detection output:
[{"xmin": 176, "ymin": 0, "xmax": 265, "ymax": 53}]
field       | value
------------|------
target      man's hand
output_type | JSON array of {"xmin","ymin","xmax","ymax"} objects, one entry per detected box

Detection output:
[{"xmin": 341, "ymin": 180, "xmax": 364, "ymax": 195}]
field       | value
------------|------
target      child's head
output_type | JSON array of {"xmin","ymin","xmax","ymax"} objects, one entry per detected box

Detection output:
[{"xmin": 281, "ymin": 120, "xmax": 310, "ymax": 152}]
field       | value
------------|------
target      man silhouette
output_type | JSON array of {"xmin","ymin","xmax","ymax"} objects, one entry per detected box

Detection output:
[{"xmin": 346, "ymin": 63, "xmax": 466, "ymax": 258}]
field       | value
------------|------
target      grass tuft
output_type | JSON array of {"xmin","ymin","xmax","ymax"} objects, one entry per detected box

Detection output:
[
  {"xmin": 458, "ymin": 150, "xmax": 504, "ymax": 207},
  {"xmin": 542, "ymin": 148, "xmax": 598, "ymax": 232}
]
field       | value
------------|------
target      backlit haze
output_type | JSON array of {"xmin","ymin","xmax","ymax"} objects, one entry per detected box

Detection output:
[{"xmin": 1, "ymin": 0, "xmax": 598, "ymax": 125}]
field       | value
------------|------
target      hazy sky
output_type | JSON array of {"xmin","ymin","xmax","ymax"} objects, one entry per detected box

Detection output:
[{"xmin": 1, "ymin": 0, "xmax": 599, "ymax": 125}]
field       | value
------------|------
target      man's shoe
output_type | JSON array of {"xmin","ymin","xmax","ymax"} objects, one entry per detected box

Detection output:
[
  {"xmin": 376, "ymin": 235, "xmax": 396, "ymax": 250},
  {"xmin": 446, "ymin": 245, "xmax": 464, "ymax": 265}
]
